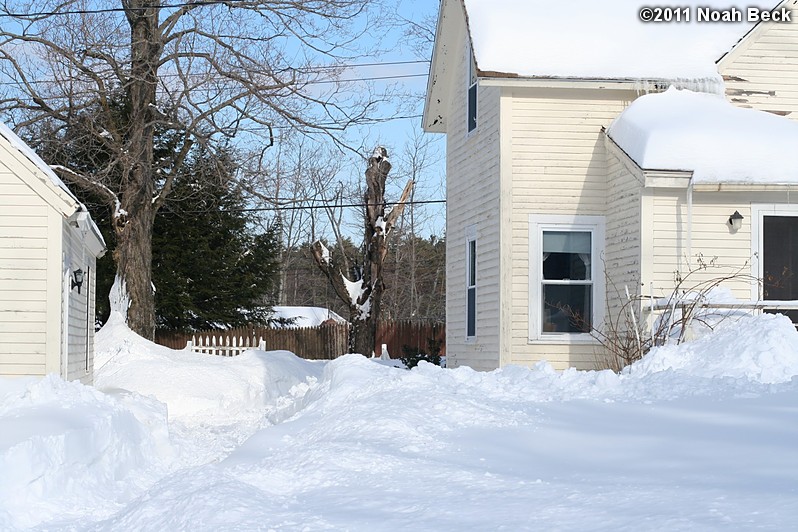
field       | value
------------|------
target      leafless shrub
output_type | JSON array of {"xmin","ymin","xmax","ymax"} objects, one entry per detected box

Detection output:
[{"xmin": 582, "ymin": 256, "xmax": 761, "ymax": 372}]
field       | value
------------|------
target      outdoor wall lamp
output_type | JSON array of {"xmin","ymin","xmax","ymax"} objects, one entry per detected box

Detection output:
[
  {"xmin": 71, "ymin": 268, "xmax": 84, "ymax": 294},
  {"xmin": 728, "ymin": 211, "xmax": 744, "ymax": 231}
]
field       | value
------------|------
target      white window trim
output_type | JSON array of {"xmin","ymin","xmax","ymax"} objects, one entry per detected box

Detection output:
[
  {"xmin": 528, "ymin": 214, "xmax": 605, "ymax": 343},
  {"xmin": 750, "ymin": 204, "xmax": 798, "ymax": 301},
  {"xmin": 465, "ymin": 225, "xmax": 477, "ymax": 342}
]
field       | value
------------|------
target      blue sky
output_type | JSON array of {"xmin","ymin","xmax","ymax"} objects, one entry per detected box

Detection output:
[{"xmin": 344, "ymin": 0, "xmax": 446, "ymax": 239}]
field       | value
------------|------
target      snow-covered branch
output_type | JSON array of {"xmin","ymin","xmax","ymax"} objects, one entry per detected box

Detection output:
[{"xmin": 50, "ymin": 164, "xmax": 122, "ymax": 218}]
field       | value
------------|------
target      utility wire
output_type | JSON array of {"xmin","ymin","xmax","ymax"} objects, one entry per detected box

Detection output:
[
  {"xmin": 0, "ymin": 1, "xmax": 242, "ymax": 18},
  {"xmin": 0, "ymin": 60, "xmax": 430, "ymax": 88},
  {"xmin": 164, "ymin": 199, "xmax": 447, "ymax": 214},
  {"xmin": 0, "ymin": 73, "xmax": 429, "ymax": 99},
  {"xmin": 237, "ymin": 199, "xmax": 446, "ymax": 212}
]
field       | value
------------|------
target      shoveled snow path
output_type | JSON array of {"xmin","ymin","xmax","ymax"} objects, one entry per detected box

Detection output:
[{"xmin": 67, "ymin": 355, "xmax": 798, "ymax": 531}]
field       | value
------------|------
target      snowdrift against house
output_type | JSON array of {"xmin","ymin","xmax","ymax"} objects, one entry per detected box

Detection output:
[
  {"xmin": 463, "ymin": 0, "xmax": 760, "ymax": 81},
  {"xmin": 608, "ymin": 87, "xmax": 798, "ymax": 183}
]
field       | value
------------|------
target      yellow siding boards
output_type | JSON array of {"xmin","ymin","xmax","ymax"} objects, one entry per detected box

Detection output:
[
  {"xmin": 720, "ymin": 3, "xmax": 798, "ymax": 119},
  {"xmin": 444, "ymin": 14, "xmax": 502, "ymax": 371},
  {"xmin": 507, "ymin": 87, "xmax": 637, "ymax": 370}
]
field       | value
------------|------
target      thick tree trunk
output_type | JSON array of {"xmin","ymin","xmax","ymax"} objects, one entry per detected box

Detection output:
[
  {"xmin": 114, "ymin": 205, "xmax": 156, "ymax": 338},
  {"xmin": 349, "ymin": 315, "xmax": 375, "ymax": 357},
  {"xmin": 117, "ymin": 1, "xmax": 161, "ymax": 339}
]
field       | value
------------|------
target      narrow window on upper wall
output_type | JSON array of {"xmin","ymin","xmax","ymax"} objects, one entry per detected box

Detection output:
[
  {"xmin": 466, "ymin": 232, "xmax": 477, "ymax": 339},
  {"xmin": 467, "ymin": 45, "xmax": 477, "ymax": 133}
]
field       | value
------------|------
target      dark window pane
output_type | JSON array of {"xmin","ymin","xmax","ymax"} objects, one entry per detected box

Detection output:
[
  {"xmin": 468, "ymin": 84, "xmax": 477, "ymax": 132},
  {"xmin": 467, "ymin": 287, "xmax": 476, "ymax": 337},
  {"xmin": 763, "ymin": 216, "xmax": 798, "ymax": 322},
  {"xmin": 542, "ymin": 284, "xmax": 592, "ymax": 333},
  {"xmin": 469, "ymin": 240, "xmax": 476, "ymax": 286},
  {"xmin": 543, "ymin": 252, "xmax": 589, "ymax": 281}
]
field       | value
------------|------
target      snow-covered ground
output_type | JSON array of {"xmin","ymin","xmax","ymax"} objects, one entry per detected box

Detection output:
[{"xmin": 2, "ymin": 312, "xmax": 798, "ymax": 530}]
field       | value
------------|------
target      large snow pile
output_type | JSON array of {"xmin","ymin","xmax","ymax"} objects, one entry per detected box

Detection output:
[
  {"xmin": 95, "ymin": 312, "xmax": 324, "ymax": 427},
  {"xmin": 463, "ymin": 0, "xmax": 758, "ymax": 81},
  {"xmin": 2, "ymin": 312, "xmax": 798, "ymax": 529},
  {"xmin": 630, "ymin": 313, "xmax": 798, "ymax": 383},
  {"xmin": 0, "ymin": 375, "xmax": 172, "ymax": 529},
  {"xmin": 607, "ymin": 87, "xmax": 798, "ymax": 183}
]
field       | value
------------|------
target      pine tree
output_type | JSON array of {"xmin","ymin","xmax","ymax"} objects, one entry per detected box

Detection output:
[
  {"xmin": 152, "ymin": 147, "xmax": 280, "ymax": 331},
  {"xmin": 33, "ymin": 119, "xmax": 280, "ymax": 331}
]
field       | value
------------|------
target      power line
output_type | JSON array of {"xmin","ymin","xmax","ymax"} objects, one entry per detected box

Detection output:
[
  {"xmin": 0, "ymin": 60, "xmax": 430, "ymax": 89},
  {"xmin": 0, "ymin": 72, "xmax": 428, "ymax": 95},
  {"xmin": 0, "ymin": 1, "xmax": 234, "ymax": 18},
  {"xmin": 194, "ymin": 199, "xmax": 447, "ymax": 214},
  {"xmin": 304, "ymin": 60, "xmax": 430, "ymax": 70},
  {"xmin": 243, "ymin": 199, "xmax": 446, "ymax": 212}
]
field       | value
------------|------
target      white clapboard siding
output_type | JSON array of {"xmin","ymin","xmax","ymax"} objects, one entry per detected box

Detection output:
[
  {"xmin": 721, "ymin": 5, "xmax": 798, "ymax": 119},
  {"xmin": 507, "ymin": 87, "xmax": 639, "ymax": 370},
  {"xmin": 602, "ymin": 141, "xmax": 645, "ymax": 339},
  {"xmin": 643, "ymin": 190, "xmax": 793, "ymax": 301},
  {"xmin": 443, "ymin": 14, "xmax": 504, "ymax": 371},
  {"xmin": 0, "ymin": 155, "xmax": 50, "ymax": 376},
  {"xmin": 63, "ymin": 218, "xmax": 96, "ymax": 384}
]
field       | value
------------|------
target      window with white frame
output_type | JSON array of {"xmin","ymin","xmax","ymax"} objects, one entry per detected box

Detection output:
[
  {"xmin": 467, "ymin": 44, "xmax": 477, "ymax": 133},
  {"xmin": 529, "ymin": 215, "xmax": 605, "ymax": 340},
  {"xmin": 466, "ymin": 228, "xmax": 477, "ymax": 339}
]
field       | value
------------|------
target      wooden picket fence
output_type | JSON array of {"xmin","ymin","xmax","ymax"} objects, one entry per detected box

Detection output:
[
  {"xmin": 155, "ymin": 320, "xmax": 444, "ymax": 360},
  {"xmin": 186, "ymin": 334, "xmax": 266, "ymax": 357}
]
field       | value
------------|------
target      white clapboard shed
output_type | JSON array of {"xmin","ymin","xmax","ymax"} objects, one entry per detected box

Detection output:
[{"xmin": 0, "ymin": 122, "xmax": 105, "ymax": 383}]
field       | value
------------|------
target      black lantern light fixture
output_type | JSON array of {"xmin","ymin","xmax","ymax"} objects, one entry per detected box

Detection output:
[
  {"xmin": 728, "ymin": 210, "xmax": 744, "ymax": 232},
  {"xmin": 71, "ymin": 268, "xmax": 84, "ymax": 294}
]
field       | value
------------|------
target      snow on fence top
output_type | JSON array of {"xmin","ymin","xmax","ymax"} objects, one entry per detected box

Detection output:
[
  {"xmin": 463, "ymin": 0, "xmax": 765, "ymax": 81},
  {"xmin": 607, "ymin": 87, "xmax": 798, "ymax": 184}
]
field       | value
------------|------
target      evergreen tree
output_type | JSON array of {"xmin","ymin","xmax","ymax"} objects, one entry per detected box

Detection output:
[
  {"xmin": 152, "ymin": 147, "xmax": 280, "ymax": 331},
  {"xmin": 33, "ymin": 118, "xmax": 279, "ymax": 331}
]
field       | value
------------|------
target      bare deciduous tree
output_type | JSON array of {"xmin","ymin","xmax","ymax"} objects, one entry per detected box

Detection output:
[
  {"xmin": 312, "ymin": 147, "xmax": 413, "ymax": 355},
  {"xmin": 0, "ymin": 0, "xmax": 384, "ymax": 338}
]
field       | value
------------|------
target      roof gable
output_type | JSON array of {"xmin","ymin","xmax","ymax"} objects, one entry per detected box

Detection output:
[
  {"xmin": 462, "ymin": 0, "xmax": 780, "ymax": 83},
  {"xmin": 0, "ymin": 122, "xmax": 106, "ymax": 253},
  {"xmin": 0, "ymin": 122, "xmax": 81, "ymax": 216},
  {"xmin": 423, "ymin": 0, "xmax": 466, "ymax": 132}
]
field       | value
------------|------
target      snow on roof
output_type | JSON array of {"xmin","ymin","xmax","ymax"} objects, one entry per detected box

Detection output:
[
  {"xmin": 270, "ymin": 306, "xmax": 347, "ymax": 328},
  {"xmin": 607, "ymin": 87, "xmax": 798, "ymax": 184},
  {"xmin": 0, "ymin": 121, "xmax": 81, "ymax": 203},
  {"xmin": 463, "ymin": 0, "xmax": 766, "ymax": 81},
  {"xmin": 0, "ymin": 120, "xmax": 106, "ymax": 248}
]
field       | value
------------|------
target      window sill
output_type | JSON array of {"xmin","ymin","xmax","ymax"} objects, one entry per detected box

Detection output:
[{"xmin": 528, "ymin": 333, "xmax": 599, "ymax": 345}]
